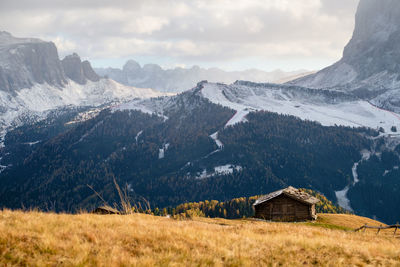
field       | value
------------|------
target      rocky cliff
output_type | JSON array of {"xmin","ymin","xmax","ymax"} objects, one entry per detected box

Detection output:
[
  {"xmin": 0, "ymin": 31, "xmax": 99, "ymax": 92},
  {"xmin": 0, "ymin": 31, "xmax": 66, "ymax": 92},
  {"xmin": 61, "ymin": 53, "xmax": 99, "ymax": 85},
  {"xmin": 290, "ymin": 0, "xmax": 400, "ymax": 97}
]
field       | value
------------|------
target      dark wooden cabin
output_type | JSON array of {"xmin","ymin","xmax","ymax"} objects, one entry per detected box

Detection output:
[
  {"xmin": 253, "ymin": 186, "xmax": 319, "ymax": 222},
  {"xmin": 92, "ymin": 206, "xmax": 120, "ymax": 215}
]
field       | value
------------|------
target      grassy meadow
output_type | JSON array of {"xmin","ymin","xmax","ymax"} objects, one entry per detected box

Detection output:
[{"xmin": 0, "ymin": 210, "xmax": 399, "ymax": 266}]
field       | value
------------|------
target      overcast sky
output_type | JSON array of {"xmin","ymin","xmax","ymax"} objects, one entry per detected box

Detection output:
[{"xmin": 0, "ymin": 0, "xmax": 359, "ymax": 71}]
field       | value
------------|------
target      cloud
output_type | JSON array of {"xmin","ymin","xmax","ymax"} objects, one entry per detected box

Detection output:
[{"xmin": 0, "ymin": 0, "xmax": 359, "ymax": 71}]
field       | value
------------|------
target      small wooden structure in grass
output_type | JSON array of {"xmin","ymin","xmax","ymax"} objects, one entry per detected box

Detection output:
[
  {"xmin": 253, "ymin": 186, "xmax": 319, "ymax": 222},
  {"xmin": 92, "ymin": 206, "xmax": 120, "ymax": 215},
  {"xmin": 355, "ymin": 223, "xmax": 400, "ymax": 236}
]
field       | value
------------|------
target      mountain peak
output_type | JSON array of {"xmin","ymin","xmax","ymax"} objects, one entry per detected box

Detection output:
[
  {"xmin": 61, "ymin": 53, "xmax": 100, "ymax": 84},
  {"xmin": 351, "ymin": 0, "xmax": 400, "ymax": 40},
  {"xmin": 63, "ymin": 52, "xmax": 81, "ymax": 59},
  {"xmin": 123, "ymin": 59, "xmax": 141, "ymax": 72},
  {"xmin": 143, "ymin": 64, "xmax": 163, "ymax": 72},
  {"xmin": 290, "ymin": 0, "xmax": 400, "ymax": 95},
  {"xmin": 0, "ymin": 31, "xmax": 44, "ymax": 47},
  {"xmin": 343, "ymin": 0, "xmax": 400, "ymax": 60},
  {"xmin": 0, "ymin": 32, "xmax": 102, "ymax": 91}
]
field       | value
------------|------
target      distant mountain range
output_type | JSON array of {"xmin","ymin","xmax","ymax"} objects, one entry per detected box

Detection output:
[
  {"xmin": 0, "ymin": 31, "xmax": 165, "ymax": 147},
  {"xmin": 94, "ymin": 61, "xmax": 313, "ymax": 93}
]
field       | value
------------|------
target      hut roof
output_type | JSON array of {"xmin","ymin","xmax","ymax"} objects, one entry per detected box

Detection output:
[
  {"xmin": 92, "ymin": 206, "xmax": 120, "ymax": 214},
  {"xmin": 253, "ymin": 186, "xmax": 320, "ymax": 206}
]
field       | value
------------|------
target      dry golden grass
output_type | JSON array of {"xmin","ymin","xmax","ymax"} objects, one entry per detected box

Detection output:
[
  {"xmin": 1, "ymin": 210, "xmax": 400, "ymax": 266},
  {"xmin": 317, "ymin": 214, "xmax": 388, "ymax": 229}
]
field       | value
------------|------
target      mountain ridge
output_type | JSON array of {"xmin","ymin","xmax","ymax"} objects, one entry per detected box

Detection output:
[
  {"xmin": 0, "ymin": 31, "xmax": 167, "ymax": 147},
  {"xmin": 95, "ymin": 59, "xmax": 312, "ymax": 93}
]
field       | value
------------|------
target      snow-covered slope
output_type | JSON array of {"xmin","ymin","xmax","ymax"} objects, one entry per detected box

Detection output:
[
  {"xmin": 0, "ymin": 32, "xmax": 167, "ymax": 147},
  {"xmin": 0, "ymin": 78, "xmax": 165, "ymax": 147},
  {"xmin": 113, "ymin": 80, "xmax": 400, "ymax": 134},
  {"xmin": 199, "ymin": 81, "xmax": 400, "ymax": 132}
]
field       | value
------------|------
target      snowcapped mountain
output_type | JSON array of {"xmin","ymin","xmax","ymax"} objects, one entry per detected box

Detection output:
[
  {"xmin": 290, "ymin": 0, "xmax": 400, "ymax": 112},
  {"xmin": 116, "ymin": 81, "xmax": 400, "ymax": 135},
  {"xmin": 95, "ymin": 59, "xmax": 311, "ymax": 93},
  {"xmin": 107, "ymin": 0, "xmax": 400, "ymax": 135},
  {"xmin": 0, "ymin": 31, "xmax": 166, "ymax": 146},
  {"xmin": 3, "ymin": 76, "xmax": 399, "ymax": 223}
]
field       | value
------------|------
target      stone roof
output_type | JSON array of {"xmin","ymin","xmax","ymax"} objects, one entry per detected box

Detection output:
[{"xmin": 253, "ymin": 186, "xmax": 320, "ymax": 206}]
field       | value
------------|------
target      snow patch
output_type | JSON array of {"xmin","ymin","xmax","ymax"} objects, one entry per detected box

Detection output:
[
  {"xmin": 335, "ymin": 186, "xmax": 352, "ymax": 211},
  {"xmin": 0, "ymin": 130, "xmax": 6, "ymax": 148},
  {"xmin": 22, "ymin": 141, "xmax": 41, "ymax": 146},
  {"xmin": 210, "ymin": 132, "xmax": 223, "ymax": 148},
  {"xmin": 127, "ymin": 183, "xmax": 134, "ymax": 192},
  {"xmin": 65, "ymin": 108, "xmax": 103, "ymax": 125},
  {"xmin": 0, "ymin": 157, "xmax": 6, "ymax": 174},
  {"xmin": 383, "ymin": 165, "xmax": 400, "ymax": 176},
  {"xmin": 196, "ymin": 169, "xmax": 208, "ymax": 179},
  {"xmin": 335, "ymin": 150, "xmax": 372, "ymax": 211},
  {"xmin": 225, "ymin": 109, "xmax": 250, "ymax": 127},
  {"xmin": 158, "ymin": 143, "xmax": 170, "ymax": 159},
  {"xmin": 214, "ymin": 164, "xmax": 243, "ymax": 175},
  {"xmin": 195, "ymin": 164, "xmax": 243, "ymax": 179},
  {"xmin": 114, "ymin": 98, "xmax": 171, "ymax": 121},
  {"xmin": 135, "ymin": 130, "xmax": 143, "ymax": 144}
]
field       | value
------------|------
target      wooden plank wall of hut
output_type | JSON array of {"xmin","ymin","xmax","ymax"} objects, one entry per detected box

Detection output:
[{"xmin": 255, "ymin": 194, "xmax": 312, "ymax": 221}]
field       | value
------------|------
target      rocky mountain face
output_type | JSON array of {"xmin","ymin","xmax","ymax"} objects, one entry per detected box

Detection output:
[
  {"xmin": 61, "ymin": 53, "xmax": 100, "ymax": 85},
  {"xmin": 0, "ymin": 32, "xmax": 165, "ymax": 148},
  {"xmin": 0, "ymin": 31, "xmax": 66, "ymax": 92},
  {"xmin": 0, "ymin": 31, "xmax": 100, "ymax": 92},
  {"xmin": 95, "ymin": 60, "xmax": 311, "ymax": 93},
  {"xmin": 290, "ymin": 0, "xmax": 400, "ymax": 101}
]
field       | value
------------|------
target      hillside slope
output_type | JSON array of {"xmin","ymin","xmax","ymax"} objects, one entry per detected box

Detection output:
[{"xmin": 0, "ymin": 210, "xmax": 398, "ymax": 266}]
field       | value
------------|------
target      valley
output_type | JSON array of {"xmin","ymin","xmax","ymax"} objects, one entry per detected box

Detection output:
[
  {"xmin": 2, "ymin": 0, "xmax": 400, "ymax": 265},
  {"xmin": 1, "ymin": 0, "xmax": 400, "ymax": 227}
]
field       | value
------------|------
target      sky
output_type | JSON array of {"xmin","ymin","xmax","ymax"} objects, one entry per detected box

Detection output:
[{"xmin": 0, "ymin": 0, "xmax": 359, "ymax": 72}]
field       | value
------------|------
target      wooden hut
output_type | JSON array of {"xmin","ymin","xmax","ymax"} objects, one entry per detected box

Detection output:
[
  {"xmin": 253, "ymin": 186, "xmax": 319, "ymax": 222},
  {"xmin": 92, "ymin": 206, "xmax": 120, "ymax": 215}
]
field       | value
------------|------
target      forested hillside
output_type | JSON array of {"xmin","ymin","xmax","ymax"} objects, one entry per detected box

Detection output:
[{"xmin": 0, "ymin": 89, "xmax": 399, "ymax": 223}]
